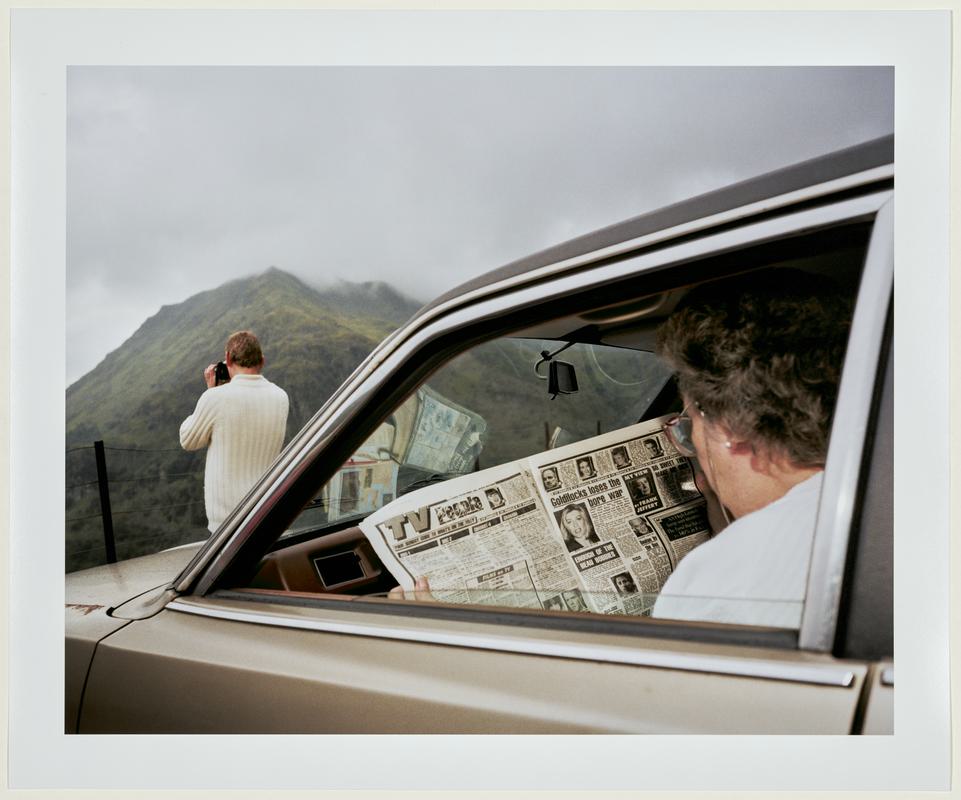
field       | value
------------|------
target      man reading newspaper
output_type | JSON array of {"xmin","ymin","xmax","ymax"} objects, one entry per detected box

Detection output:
[
  {"xmin": 368, "ymin": 415, "xmax": 711, "ymax": 616},
  {"xmin": 374, "ymin": 270, "xmax": 845, "ymax": 628}
]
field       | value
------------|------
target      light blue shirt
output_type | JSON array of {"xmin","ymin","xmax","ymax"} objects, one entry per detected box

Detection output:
[{"xmin": 652, "ymin": 471, "xmax": 823, "ymax": 629}]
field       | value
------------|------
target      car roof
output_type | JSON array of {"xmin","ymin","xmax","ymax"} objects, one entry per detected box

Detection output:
[{"xmin": 420, "ymin": 134, "xmax": 894, "ymax": 315}]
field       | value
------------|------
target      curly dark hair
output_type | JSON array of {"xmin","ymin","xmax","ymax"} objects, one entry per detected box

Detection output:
[{"xmin": 655, "ymin": 269, "xmax": 853, "ymax": 467}]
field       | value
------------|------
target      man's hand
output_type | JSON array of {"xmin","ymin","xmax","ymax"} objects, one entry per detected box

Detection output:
[
  {"xmin": 203, "ymin": 363, "xmax": 218, "ymax": 389},
  {"xmin": 388, "ymin": 576, "xmax": 435, "ymax": 602}
]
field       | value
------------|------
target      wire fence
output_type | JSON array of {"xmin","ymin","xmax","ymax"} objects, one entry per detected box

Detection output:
[
  {"xmin": 65, "ymin": 441, "xmax": 210, "ymax": 572},
  {"xmin": 64, "ymin": 416, "xmax": 606, "ymax": 573}
]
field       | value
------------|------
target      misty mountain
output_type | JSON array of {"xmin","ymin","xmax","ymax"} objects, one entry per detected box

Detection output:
[
  {"xmin": 65, "ymin": 268, "xmax": 421, "ymax": 571},
  {"xmin": 66, "ymin": 267, "xmax": 422, "ymax": 448}
]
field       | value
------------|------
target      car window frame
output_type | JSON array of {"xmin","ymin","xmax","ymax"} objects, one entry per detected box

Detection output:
[
  {"xmin": 799, "ymin": 197, "xmax": 893, "ymax": 651},
  {"xmin": 171, "ymin": 183, "xmax": 893, "ymax": 656}
]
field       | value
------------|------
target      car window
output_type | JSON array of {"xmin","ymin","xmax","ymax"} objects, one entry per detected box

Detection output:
[
  {"xmin": 238, "ymin": 220, "xmax": 880, "ymax": 638},
  {"xmin": 283, "ymin": 339, "xmax": 673, "ymax": 538}
]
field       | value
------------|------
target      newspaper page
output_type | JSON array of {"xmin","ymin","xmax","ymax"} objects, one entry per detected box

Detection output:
[
  {"xmin": 531, "ymin": 424, "xmax": 710, "ymax": 615},
  {"xmin": 400, "ymin": 385, "xmax": 487, "ymax": 475},
  {"xmin": 326, "ymin": 423, "xmax": 400, "ymax": 522},
  {"xmin": 360, "ymin": 415, "xmax": 712, "ymax": 615},
  {"xmin": 322, "ymin": 385, "xmax": 485, "ymax": 523}
]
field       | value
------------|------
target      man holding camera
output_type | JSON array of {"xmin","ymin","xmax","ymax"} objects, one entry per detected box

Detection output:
[{"xmin": 180, "ymin": 330, "xmax": 289, "ymax": 532}]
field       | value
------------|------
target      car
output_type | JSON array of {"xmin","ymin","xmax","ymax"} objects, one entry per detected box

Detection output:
[{"xmin": 66, "ymin": 134, "xmax": 893, "ymax": 734}]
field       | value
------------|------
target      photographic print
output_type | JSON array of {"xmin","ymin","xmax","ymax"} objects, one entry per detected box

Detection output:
[{"xmin": 8, "ymin": 5, "xmax": 951, "ymax": 794}]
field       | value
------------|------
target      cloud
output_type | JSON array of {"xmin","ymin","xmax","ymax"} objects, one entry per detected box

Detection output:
[{"xmin": 66, "ymin": 66, "xmax": 894, "ymax": 384}]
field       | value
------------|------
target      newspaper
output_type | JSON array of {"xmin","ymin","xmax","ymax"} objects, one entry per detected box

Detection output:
[
  {"xmin": 325, "ymin": 385, "xmax": 485, "ymax": 523},
  {"xmin": 360, "ymin": 415, "xmax": 711, "ymax": 615}
]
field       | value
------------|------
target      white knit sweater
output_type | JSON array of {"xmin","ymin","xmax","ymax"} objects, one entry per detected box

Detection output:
[{"xmin": 180, "ymin": 374, "xmax": 289, "ymax": 532}]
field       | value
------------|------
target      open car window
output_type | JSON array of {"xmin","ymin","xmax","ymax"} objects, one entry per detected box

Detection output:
[{"xmin": 228, "ymin": 213, "xmax": 884, "ymax": 643}]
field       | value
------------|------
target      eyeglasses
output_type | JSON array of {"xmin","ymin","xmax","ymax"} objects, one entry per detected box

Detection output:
[
  {"xmin": 663, "ymin": 402, "xmax": 700, "ymax": 458},
  {"xmin": 664, "ymin": 401, "xmax": 734, "ymax": 458},
  {"xmin": 663, "ymin": 400, "xmax": 734, "ymax": 527}
]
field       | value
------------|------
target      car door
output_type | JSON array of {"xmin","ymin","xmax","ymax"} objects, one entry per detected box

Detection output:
[{"xmin": 78, "ymin": 153, "xmax": 894, "ymax": 734}]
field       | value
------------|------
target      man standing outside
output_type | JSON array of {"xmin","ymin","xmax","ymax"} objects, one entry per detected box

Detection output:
[{"xmin": 180, "ymin": 330, "xmax": 289, "ymax": 533}]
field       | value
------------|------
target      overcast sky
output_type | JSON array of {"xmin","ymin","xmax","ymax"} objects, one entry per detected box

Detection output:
[{"xmin": 66, "ymin": 66, "xmax": 893, "ymax": 385}]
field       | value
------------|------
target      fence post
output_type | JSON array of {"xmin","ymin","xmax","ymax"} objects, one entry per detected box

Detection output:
[{"xmin": 93, "ymin": 440, "xmax": 117, "ymax": 564}]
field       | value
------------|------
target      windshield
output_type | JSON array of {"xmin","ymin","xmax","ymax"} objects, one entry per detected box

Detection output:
[{"xmin": 285, "ymin": 338, "xmax": 672, "ymax": 537}]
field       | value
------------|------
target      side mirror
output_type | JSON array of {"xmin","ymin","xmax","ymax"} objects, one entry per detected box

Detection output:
[{"xmin": 548, "ymin": 360, "xmax": 578, "ymax": 399}]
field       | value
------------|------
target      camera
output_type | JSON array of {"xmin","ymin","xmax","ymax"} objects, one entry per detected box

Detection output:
[{"xmin": 214, "ymin": 361, "xmax": 230, "ymax": 386}]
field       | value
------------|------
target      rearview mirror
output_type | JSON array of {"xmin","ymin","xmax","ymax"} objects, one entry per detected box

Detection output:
[{"xmin": 548, "ymin": 360, "xmax": 578, "ymax": 399}]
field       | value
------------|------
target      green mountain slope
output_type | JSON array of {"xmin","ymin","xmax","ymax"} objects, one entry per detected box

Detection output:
[
  {"xmin": 65, "ymin": 268, "xmax": 421, "ymax": 571},
  {"xmin": 67, "ymin": 267, "xmax": 421, "ymax": 447}
]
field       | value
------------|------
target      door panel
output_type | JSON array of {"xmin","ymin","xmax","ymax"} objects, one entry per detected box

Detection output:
[{"xmin": 80, "ymin": 598, "xmax": 867, "ymax": 734}]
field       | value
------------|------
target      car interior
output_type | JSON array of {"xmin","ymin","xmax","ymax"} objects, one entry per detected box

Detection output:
[{"xmin": 232, "ymin": 221, "xmax": 874, "ymax": 619}]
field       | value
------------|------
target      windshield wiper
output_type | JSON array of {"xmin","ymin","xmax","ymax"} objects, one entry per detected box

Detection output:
[{"xmin": 399, "ymin": 472, "xmax": 461, "ymax": 495}]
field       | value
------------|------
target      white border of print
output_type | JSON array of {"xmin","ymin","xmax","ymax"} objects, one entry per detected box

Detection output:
[{"xmin": 7, "ymin": 5, "xmax": 953, "ymax": 795}]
